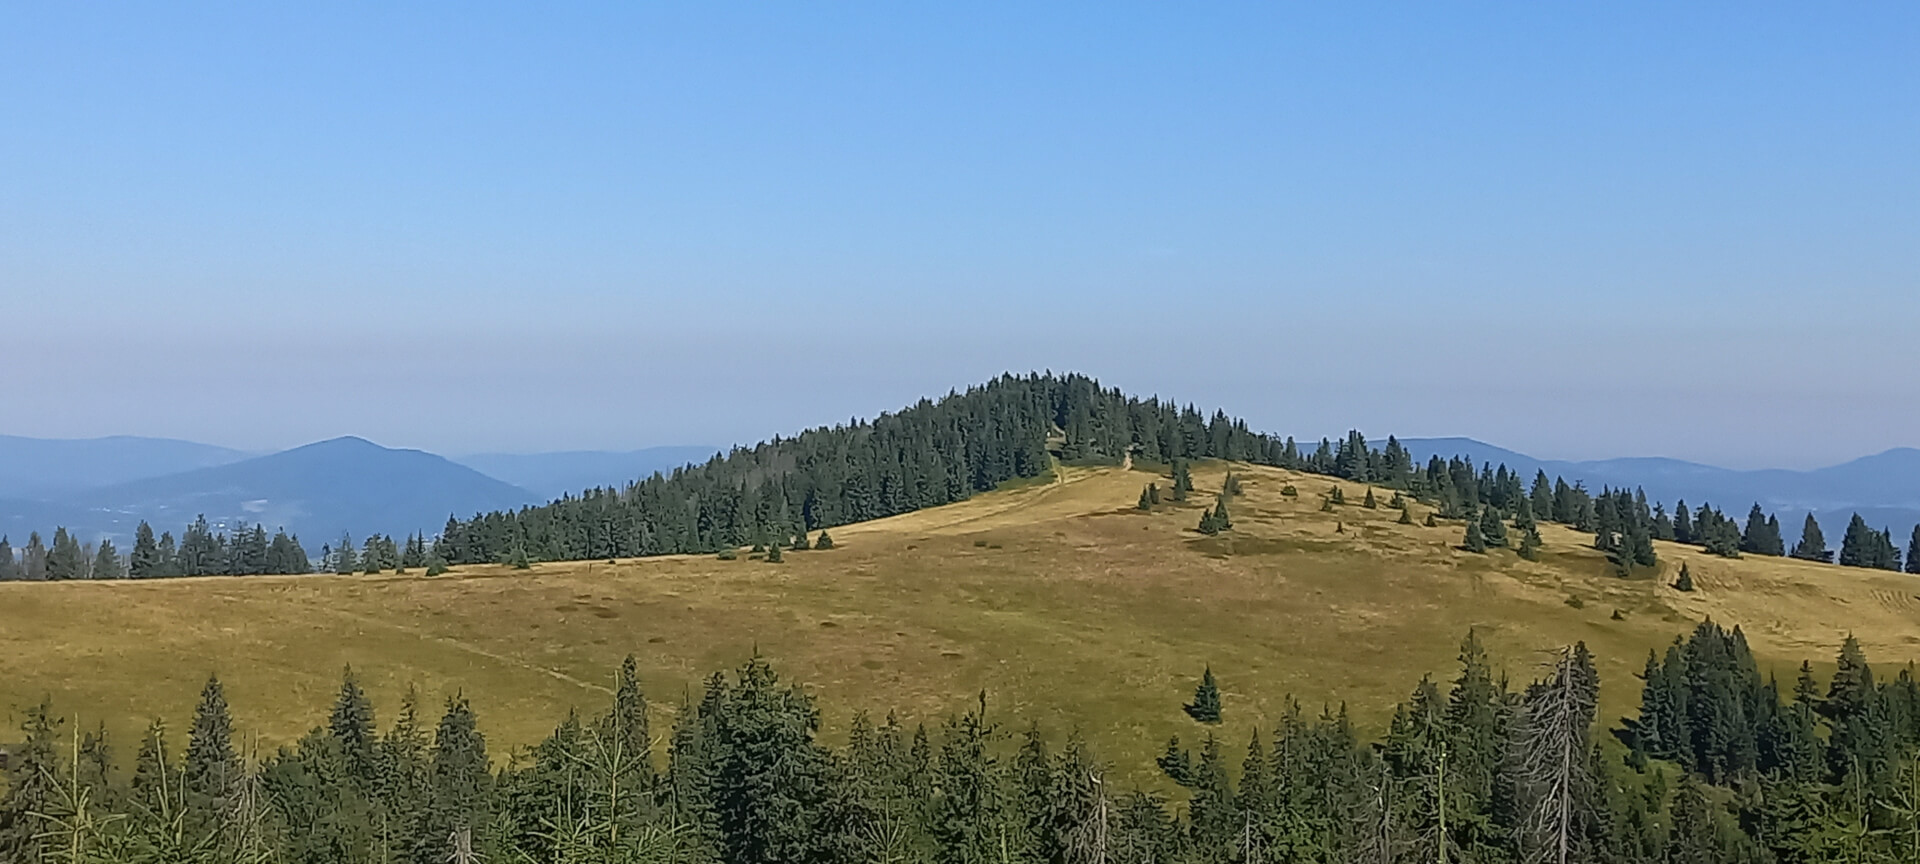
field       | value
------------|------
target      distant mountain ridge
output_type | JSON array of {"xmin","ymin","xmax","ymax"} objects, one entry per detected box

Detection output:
[
  {"xmin": 0, "ymin": 435, "xmax": 249, "ymax": 497},
  {"xmin": 1400, "ymin": 437, "xmax": 1920, "ymax": 544},
  {"xmin": 0, "ymin": 436, "xmax": 536, "ymax": 545}
]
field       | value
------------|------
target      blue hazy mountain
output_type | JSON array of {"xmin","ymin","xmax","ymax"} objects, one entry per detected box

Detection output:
[
  {"xmin": 1400, "ymin": 438, "xmax": 1920, "ymax": 545},
  {"xmin": 454, "ymin": 446, "xmax": 716, "ymax": 500},
  {"xmin": 0, "ymin": 435, "xmax": 250, "ymax": 497},
  {"xmin": 0, "ymin": 437, "xmax": 537, "ymax": 545}
]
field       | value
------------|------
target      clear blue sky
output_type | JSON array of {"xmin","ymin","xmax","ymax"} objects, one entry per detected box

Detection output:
[{"xmin": 3, "ymin": 3, "xmax": 1915, "ymax": 468}]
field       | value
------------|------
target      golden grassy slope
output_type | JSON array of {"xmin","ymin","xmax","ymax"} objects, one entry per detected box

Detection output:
[{"xmin": 3, "ymin": 462, "xmax": 1915, "ymax": 784}]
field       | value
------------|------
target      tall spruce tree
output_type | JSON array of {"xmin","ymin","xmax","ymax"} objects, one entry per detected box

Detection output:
[
  {"xmin": 333, "ymin": 533, "xmax": 358, "ymax": 575},
  {"xmin": 1791, "ymin": 514, "xmax": 1833, "ymax": 563},
  {"xmin": 46, "ymin": 527, "xmax": 85, "ymax": 580},
  {"xmin": 330, "ymin": 667, "xmax": 379, "ymax": 794},
  {"xmin": 130, "ymin": 521, "xmax": 161, "ymax": 578},
  {"xmin": 427, "ymin": 696, "xmax": 492, "ymax": 860},
  {"xmin": 1741, "ymin": 505, "xmax": 1785, "ymax": 556},
  {"xmin": 1839, "ymin": 514, "xmax": 1880, "ymax": 569},
  {"xmin": 20, "ymin": 532, "xmax": 46, "ymax": 580},
  {"xmin": 183, "ymin": 675, "xmax": 240, "ymax": 834},
  {"xmin": 92, "ymin": 539, "xmax": 124, "ymax": 580}
]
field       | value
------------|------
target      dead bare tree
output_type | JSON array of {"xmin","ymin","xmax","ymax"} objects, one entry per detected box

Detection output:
[{"xmin": 1512, "ymin": 644, "xmax": 1599, "ymax": 864}]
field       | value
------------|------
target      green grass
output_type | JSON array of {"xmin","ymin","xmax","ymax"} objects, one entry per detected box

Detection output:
[{"xmin": 3, "ymin": 461, "xmax": 1915, "ymax": 786}]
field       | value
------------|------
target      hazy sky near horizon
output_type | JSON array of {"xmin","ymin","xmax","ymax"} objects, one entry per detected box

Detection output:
[{"xmin": 3, "ymin": 4, "xmax": 1916, "ymax": 469}]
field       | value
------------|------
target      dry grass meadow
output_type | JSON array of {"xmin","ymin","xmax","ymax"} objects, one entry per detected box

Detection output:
[{"xmin": 5, "ymin": 462, "xmax": 1918, "ymax": 784}]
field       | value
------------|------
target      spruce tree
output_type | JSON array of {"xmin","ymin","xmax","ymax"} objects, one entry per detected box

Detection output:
[
  {"xmin": 601, "ymin": 654, "xmax": 652, "ymax": 794},
  {"xmin": 1518, "ymin": 527, "xmax": 1542, "ymax": 561},
  {"xmin": 333, "ymin": 533, "xmax": 358, "ymax": 575},
  {"xmin": 792, "ymin": 530, "xmax": 810, "ymax": 551},
  {"xmin": 1791, "ymin": 514, "xmax": 1832, "ymax": 563},
  {"xmin": 1702, "ymin": 516, "xmax": 1742, "ymax": 559},
  {"xmin": 1479, "ymin": 506, "xmax": 1507, "ymax": 548},
  {"xmin": 183, "ymin": 675, "xmax": 239, "ymax": 834},
  {"xmin": 1184, "ymin": 667, "xmax": 1223, "ymax": 724},
  {"xmin": 155, "ymin": 532, "xmax": 179, "ymax": 577},
  {"xmin": 1652, "ymin": 504, "xmax": 1675, "ymax": 541},
  {"xmin": 1839, "ymin": 514, "xmax": 1877, "ymax": 568},
  {"xmin": 0, "ymin": 700, "xmax": 60, "ymax": 861},
  {"xmin": 1878, "ymin": 528, "xmax": 1904, "ymax": 572},
  {"xmin": 1156, "ymin": 736, "xmax": 1193, "ymax": 785},
  {"xmin": 814, "ymin": 530, "xmax": 834, "ymax": 550},
  {"xmin": 20, "ymin": 532, "xmax": 46, "ymax": 580},
  {"xmin": 46, "ymin": 527, "xmax": 84, "ymax": 580},
  {"xmin": 1424, "ymin": 512, "xmax": 1438, "ymax": 528},
  {"xmin": 1170, "ymin": 460, "xmax": 1192, "ymax": 502},
  {"xmin": 1463, "ymin": 519, "xmax": 1487, "ymax": 553},
  {"xmin": 1907, "ymin": 524, "xmax": 1920, "ymax": 575},
  {"xmin": 427, "ymin": 696, "xmax": 492, "ymax": 857},
  {"xmin": 766, "ymin": 542, "xmax": 783, "ymax": 563},
  {"xmin": 1363, "ymin": 488, "xmax": 1378, "ymax": 509},
  {"xmin": 363, "ymin": 536, "xmax": 385, "ymax": 574},
  {"xmin": 130, "ymin": 521, "xmax": 161, "ymax": 578},
  {"xmin": 1673, "ymin": 563, "xmax": 1694, "ymax": 592},
  {"xmin": 1398, "ymin": 505, "xmax": 1414, "ymax": 525},
  {"xmin": 1740, "ymin": 505, "xmax": 1785, "ymax": 556},
  {"xmin": 1137, "ymin": 486, "xmax": 1153, "ymax": 511},
  {"xmin": 92, "ymin": 539, "xmax": 124, "ymax": 580},
  {"xmin": 330, "ymin": 667, "xmax": 379, "ymax": 794}
]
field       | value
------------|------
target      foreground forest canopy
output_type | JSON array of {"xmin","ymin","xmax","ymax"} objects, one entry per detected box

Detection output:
[
  {"xmin": 4, "ymin": 373, "xmax": 1917, "ymax": 581},
  {"xmin": 4, "ymin": 629, "xmax": 1919, "ymax": 864}
]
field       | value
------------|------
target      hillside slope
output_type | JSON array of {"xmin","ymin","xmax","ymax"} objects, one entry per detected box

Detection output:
[{"xmin": 2, "ymin": 461, "xmax": 1914, "ymax": 785}]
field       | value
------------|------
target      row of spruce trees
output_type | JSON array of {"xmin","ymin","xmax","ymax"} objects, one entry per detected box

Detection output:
[
  {"xmin": 0, "ymin": 519, "xmax": 314, "ymax": 581},
  {"xmin": 5, "ymin": 373, "xmax": 1919, "ymax": 579},
  {"xmin": 5, "ymin": 631, "xmax": 1920, "ymax": 863}
]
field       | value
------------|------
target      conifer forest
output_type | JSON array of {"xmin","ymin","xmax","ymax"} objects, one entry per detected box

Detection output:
[{"xmin": 5, "ymin": 628, "xmax": 1920, "ymax": 863}]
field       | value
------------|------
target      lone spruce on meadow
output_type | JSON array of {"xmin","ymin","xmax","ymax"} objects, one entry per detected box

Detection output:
[{"xmin": 1184, "ymin": 666, "xmax": 1222, "ymax": 724}]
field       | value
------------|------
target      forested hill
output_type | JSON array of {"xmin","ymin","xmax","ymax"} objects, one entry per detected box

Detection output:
[
  {"xmin": 428, "ymin": 371, "xmax": 1912, "ymax": 572},
  {"xmin": 433, "ymin": 372, "xmax": 1312, "ymax": 564}
]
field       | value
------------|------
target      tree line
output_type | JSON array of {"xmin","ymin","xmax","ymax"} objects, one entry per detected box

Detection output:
[
  {"xmin": 4, "ymin": 373, "xmax": 1918, "ymax": 579},
  {"xmin": 0, "ymin": 519, "xmax": 314, "ymax": 581},
  {"xmin": 5, "ymin": 630, "xmax": 1920, "ymax": 863}
]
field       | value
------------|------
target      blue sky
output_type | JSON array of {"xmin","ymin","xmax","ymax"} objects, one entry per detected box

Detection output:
[{"xmin": 3, "ymin": 3, "xmax": 1915, "ymax": 468}]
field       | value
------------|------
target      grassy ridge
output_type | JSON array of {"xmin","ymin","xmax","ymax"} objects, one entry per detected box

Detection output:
[{"xmin": 3, "ymin": 462, "xmax": 1916, "ymax": 786}]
